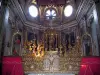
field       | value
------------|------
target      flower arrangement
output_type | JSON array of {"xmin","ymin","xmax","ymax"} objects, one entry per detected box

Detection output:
[{"xmin": 24, "ymin": 40, "xmax": 44, "ymax": 58}]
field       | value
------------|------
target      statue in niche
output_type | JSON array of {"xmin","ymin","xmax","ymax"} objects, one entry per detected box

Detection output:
[
  {"xmin": 85, "ymin": 42, "xmax": 91, "ymax": 56},
  {"xmin": 61, "ymin": 45, "xmax": 65, "ymax": 56},
  {"xmin": 44, "ymin": 29, "xmax": 58, "ymax": 51},
  {"xmin": 82, "ymin": 34, "xmax": 92, "ymax": 56},
  {"xmin": 49, "ymin": 34, "xmax": 56, "ymax": 50},
  {"xmin": 76, "ymin": 36, "xmax": 81, "ymax": 52},
  {"xmin": 65, "ymin": 34, "xmax": 69, "ymax": 51},
  {"xmin": 70, "ymin": 32, "xmax": 75, "ymax": 47},
  {"xmin": 12, "ymin": 34, "xmax": 21, "ymax": 56}
]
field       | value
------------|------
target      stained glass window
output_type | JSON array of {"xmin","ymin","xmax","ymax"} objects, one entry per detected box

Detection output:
[{"xmin": 46, "ymin": 9, "xmax": 56, "ymax": 19}]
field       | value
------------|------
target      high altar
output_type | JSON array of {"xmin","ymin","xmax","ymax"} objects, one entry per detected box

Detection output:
[
  {"xmin": 20, "ymin": 29, "xmax": 82, "ymax": 74},
  {"xmin": 1, "ymin": 0, "xmax": 100, "ymax": 75}
]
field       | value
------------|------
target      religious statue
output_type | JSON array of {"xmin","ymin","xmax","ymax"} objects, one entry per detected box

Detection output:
[{"xmin": 12, "ymin": 34, "xmax": 21, "ymax": 56}]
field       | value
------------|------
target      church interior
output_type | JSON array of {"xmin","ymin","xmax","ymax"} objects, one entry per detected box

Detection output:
[{"xmin": 0, "ymin": 0, "xmax": 100, "ymax": 75}]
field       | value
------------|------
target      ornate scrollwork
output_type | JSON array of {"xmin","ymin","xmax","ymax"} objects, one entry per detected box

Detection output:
[
  {"xmin": 21, "ymin": 28, "xmax": 82, "ymax": 74},
  {"xmin": 22, "ymin": 37, "xmax": 82, "ymax": 74}
]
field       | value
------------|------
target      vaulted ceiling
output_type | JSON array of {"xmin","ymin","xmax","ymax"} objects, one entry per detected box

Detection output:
[{"xmin": 9, "ymin": 0, "xmax": 79, "ymax": 31}]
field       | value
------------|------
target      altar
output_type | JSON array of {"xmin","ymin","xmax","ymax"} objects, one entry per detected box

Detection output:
[
  {"xmin": 22, "ymin": 49, "xmax": 82, "ymax": 74},
  {"xmin": 9, "ymin": 28, "xmax": 82, "ymax": 75},
  {"xmin": 27, "ymin": 73, "xmax": 75, "ymax": 75}
]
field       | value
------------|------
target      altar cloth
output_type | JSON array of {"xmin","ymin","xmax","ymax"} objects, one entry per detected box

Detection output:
[
  {"xmin": 79, "ymin": 56, "xmax": 100, "ymax": 75},
  {"xmin": 2, "ymin": 56, "xmax": 24, "ymax": 75}
]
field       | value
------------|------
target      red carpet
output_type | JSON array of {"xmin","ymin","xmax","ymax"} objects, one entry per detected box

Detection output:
[
  {"xmin": 2, "ymin": 56, "xmax": 24, "ymax": 75},
  {"xmin": 79, "ymin": 57, "xmax": 100, "ymax": 75}
]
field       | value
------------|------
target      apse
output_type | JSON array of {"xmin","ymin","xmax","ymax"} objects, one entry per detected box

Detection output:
[{"xmin": 2, "ymin": 0, "xmax": 100, "ymax": 75}]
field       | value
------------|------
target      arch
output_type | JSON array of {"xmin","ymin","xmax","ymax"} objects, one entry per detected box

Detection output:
[
  {"xmin": 81, "ymin": 32, "xmax": 94, "ymax": 56},
  {"xmin": 44, "ymin": 7, "xmax": 58, "ymax": 20}
]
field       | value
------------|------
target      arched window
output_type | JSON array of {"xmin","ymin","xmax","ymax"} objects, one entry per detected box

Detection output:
[{"xmin": 46, "ymin": 9, "xmax": 56, "ymax": 19}]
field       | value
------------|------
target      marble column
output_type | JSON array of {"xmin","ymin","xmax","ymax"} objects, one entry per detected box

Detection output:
[
  {"xmin": 93, "ymin": 0, "xmax": 100, "ymax": 55},
  {"xmin": 1, "ymin": 0, "xmax": 11, "ymax": 56},
  {"xmin": 0, "ymin": 0, "xmax": 11, "ymax": 56}
]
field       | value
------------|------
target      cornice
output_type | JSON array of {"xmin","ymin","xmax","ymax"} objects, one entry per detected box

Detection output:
[{"xmin": 55, "ymin": 20, "xmax": 77, "ymax": 30}]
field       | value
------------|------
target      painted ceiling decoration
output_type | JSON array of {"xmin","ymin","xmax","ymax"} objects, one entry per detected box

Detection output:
[
  {"xmin": 36, "ymin": 0, "xmax": 66, "ymax": 6},
  {"xmin": 32, "ymin": 0, "xmax": 37, "ymax": 4}
]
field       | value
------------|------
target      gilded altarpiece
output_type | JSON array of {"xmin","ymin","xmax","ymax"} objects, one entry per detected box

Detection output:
[{"xmin": 22, "ymin": 29, "xmax": 82, "ymax": 74}]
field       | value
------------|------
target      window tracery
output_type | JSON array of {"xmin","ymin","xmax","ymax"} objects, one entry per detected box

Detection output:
[{"xmin": 45, "ymin": 8, "xmax": 57, "ymax": 20}]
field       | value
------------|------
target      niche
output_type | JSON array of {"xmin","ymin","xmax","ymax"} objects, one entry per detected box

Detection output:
[
  {"xmin": 12, "ymin": 32, "xmax": 22, "ymax": 56},
  {"xmin": 82, "ymin": 33, "xmax": 93, "ymax": 56}
]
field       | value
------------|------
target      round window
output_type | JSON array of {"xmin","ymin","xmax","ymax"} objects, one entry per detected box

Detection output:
[
  {"xmin": 29, "ymin": 5, "xmax": 38, "ymax": 17},
  {"xmin": 64, "ymin": 5, "xmax": 73, "ymax": 17}
]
